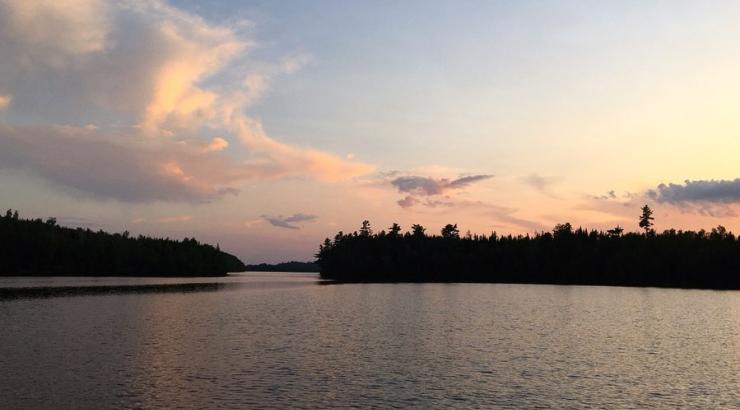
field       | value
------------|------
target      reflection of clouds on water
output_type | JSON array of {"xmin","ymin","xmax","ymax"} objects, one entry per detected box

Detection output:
[{"xmin": 2, "ymin": 276, "xmax": 739, "ymax": 408}]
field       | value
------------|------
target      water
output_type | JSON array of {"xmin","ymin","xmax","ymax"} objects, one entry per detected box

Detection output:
[{"xmin": 1, "ymin": 273, "xmax": 739, "ymax": 408}]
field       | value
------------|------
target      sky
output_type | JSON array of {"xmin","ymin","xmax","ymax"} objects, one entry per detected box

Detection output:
[{"xmin": 2, "ymin": 0, "xmax": 740, "ymax": 263}]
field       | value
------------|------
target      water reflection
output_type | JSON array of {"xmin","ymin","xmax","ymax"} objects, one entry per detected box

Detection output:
[
  {"xmin": 0, "ymin": 272, "xmax": 325, "ymax": 300},
  {"xmin": 1, "ymin": 275, "xmax": 739, "ymax": 408},
  {"xmin": 0, "ymin": 282, "xmax": 234, "ymax": 300}
]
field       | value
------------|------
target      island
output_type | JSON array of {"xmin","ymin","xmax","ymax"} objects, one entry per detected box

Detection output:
[
  {"xmin": 316, "ymin": 206, "xmax": 740, "ymax": 290},
  {"xmin": 0, "ymin": 210, "xmax": 245, "ymax": 276}
]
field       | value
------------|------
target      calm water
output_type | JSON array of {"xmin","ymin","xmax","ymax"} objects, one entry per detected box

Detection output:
[{"xmin": 1, "ymin": 273, "xmax": 739, "ymax": 409}]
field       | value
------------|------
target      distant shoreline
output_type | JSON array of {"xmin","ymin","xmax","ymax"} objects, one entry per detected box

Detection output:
[
  {"xmin": 245, "ymin": 261, "xmax": 319, "ymax": 273},
  {"xmin": 1, "ymin": 210, "xmax": 246, "ymax": 277},
  {"xmin": 320, "ymin": 278, "xmax": 740, "ymax": 291},
  {"xmin": 0, "ymin": 272, "xmax": 229, "ymax": 278},
  {"xmin": 317, "ymin": 219, "xmax": 740, "ymax": 290}
]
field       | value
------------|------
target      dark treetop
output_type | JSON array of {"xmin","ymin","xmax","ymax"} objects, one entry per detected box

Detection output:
[
  {"xmin": 316, "ymin": 207, "xmax": 740, "ymax": 289},
  {"xmin": 0, "ymin": 210, "xmax": 245, "ymax": 276}
]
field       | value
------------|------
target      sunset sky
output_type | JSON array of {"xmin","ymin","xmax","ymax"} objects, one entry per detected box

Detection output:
[{"xmin": 2, "ymin": 0, "xmax": 740, "ymax": 262}]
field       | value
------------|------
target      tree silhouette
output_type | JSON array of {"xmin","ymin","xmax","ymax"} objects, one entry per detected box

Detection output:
[
  {"xmin": 245, "ymin": 261, "xmax": 319, "ymax": 272},
  {"xmin": 553, "ymin": 223, "xmax": 573, "ymax": 238},
  {"xmin": 606, "ymin": 225, "xmax": 624, "ymax": 238},
  {"xmin": 441, "ymin": 224, "xmax": 460, "ymax": 239},
  {"xmin": 639, "ymin": 204, "xmax": 655, "ymax": 235},
  {"xmin": 359, "ymin": 220, "xmax": 372, "ymax": 237},
  {"xmin": 316, "ymin": 206, "xmax": 740, "ymax": 289},
  {"xmin": 388, "ymin": 223, "xmax": 402, "ymax": 237},
  {"xmin": 711, "ymin": 225, "xmax": 729, "ymax": 240},
  {"xmin": 0, "ymin": 209, "xmax": 245, "ymax": 276},
  {"xmin": 411, "ymin": 224, "xmax": 426, "ymax": 238}
]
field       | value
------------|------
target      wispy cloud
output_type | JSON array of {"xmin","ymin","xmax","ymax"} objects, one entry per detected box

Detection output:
[
  {"xmin": 443, "ymin": 199, "xmax": 547, "ymax": 232},
  {"xmin": 397, "ymin": 195, "xmax": 419, "ymax": 208},
  {"xmin": 157, "ymin": 215, "xmax": 193, "ymax": 223},
  {"xmin": 593, "ymin": 190, "xmax": 618, "ymax": 200},
  {"xmin": 522, "ymin": 174, "xmax": 559, "ymax": 196},
  {"xmin": 243, "ymin": 218, "xmax": 262, "ymax": 228},
  {"xmin": 390, "ymin": 174, "xmax": 493, "ymax": 208},
  {"xmin": 397, "ymin": 196, "xmax": 457, "ymax": 209},
  {"xmin": 129, "ymin": 215, "xmax": 193, "ymax": 224},
  {"xmin": 262, "ymin": 213, "xmax": 318, "ymax": 230},
  {"xmin": 391, "ymin": 175, "xmax": 493, "ymax": 196}
]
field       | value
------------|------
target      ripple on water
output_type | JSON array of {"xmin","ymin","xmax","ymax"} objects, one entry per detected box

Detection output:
[{"xmin": 1, "ymin": 275, "xmax": 739, "ymax": 408}]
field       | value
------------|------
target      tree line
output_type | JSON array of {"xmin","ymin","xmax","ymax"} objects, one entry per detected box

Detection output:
[
  {"xmin": 0, "ymin": 210, "xmax": 245, "ymax": 276},
  {"xmin": 316, "ymin": 205, "xmax": 740, "ymax": 289},
  {"xmin": 245, "ymin": 261, "xmax": 319, "ymax": 272}
]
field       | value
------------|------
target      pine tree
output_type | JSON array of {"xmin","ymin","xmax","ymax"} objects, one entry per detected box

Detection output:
[{"xmin": 639, "ymin": 205, "xmax": 654, "ymax": 235}]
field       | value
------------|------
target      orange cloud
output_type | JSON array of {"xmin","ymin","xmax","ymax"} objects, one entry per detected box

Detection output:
[
  {"xmin": 233, "ymin": 117, "xmax": 374, "ymax": 181},
  {"xmin": 204, "ymin": 137, "xmax": 229, "ymax": 152},
  {"xmin": 0, "ymin": 94, "xmax": 11, "ymax": 110},
  {"xmin": 0, "ymin": 0, "xmax": 375, "ymax": 202}
]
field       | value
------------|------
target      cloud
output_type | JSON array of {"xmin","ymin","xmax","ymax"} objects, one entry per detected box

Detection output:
[
  {"xmin": 387, "ymin": 172, "xmax": 542, "ymax": 230},
  {"xmin": 391, "ymin": 174, "xmax": 492, "ymax": 196},
  {"xmin": 648, "ymin": 179, "xmax": 740, "ymax": 204},
  {"xmin": 593, "ymin": 190, "xmax": 618, "ymax": 200},
  {"xmin": 232, "ymin": 117, "xmax": 374, "ymax": 182},
  {"xmin": 447, "ymin": 175, "xmax": 493, "ymax": 189},
  {"xmin": 390, "ymin": 174, "xmax": 492, "ymax": 208},
  {"xmin": 157, "ymin": 215, "xmax": 192, "ymax": 223},
  {"xmin": 128, "ymin": 215, "xmax": 193, "ymax": 224},
  {"xmin": 397, "ymin": 195, "xmax": 419, "ymax": 208},
  {"xmin": 522, "ymin": 174, "xmax": 559, "ymax": 196},
  {"xmin": 243, "ymin": 218, "xmax": 262, "ymax": 228},
  {"xmin": 644, "ymin": 179, "xmax": 740, "ymax": 217},
  {"xmin": 582, "ymin": 181, "xmax": 740, "ymax": 220},
  {"xmin": 1, "ymin": 0, "xmax": 110, "ymax": 64},
  {"xmin": 397, "ymin": 196, "xmax": 457, "ymax": 209},
  {"xmin": 204, "ymin": 137, "xmax": 229, "ymax": 152},
  {"xmin": 0, "ymin": 94, "xmax": 11, "ymax": 110},
  {"xmin": 235, "ymin": 54, "xmax": 314, "ymax": 108},
  {"xmin": 0, "ymin": 0, "xmax": 373, "ymax": 202},
  {"xmin": 0, "ymin": 124, "xmax": 248, "ymax": 202},
  {"xmin": 484, "ymin": 204, "xmax": 548, "ymax": 232},
  {"xmin": 425, "ymin": 198, "xmax": 546, "ymax": 232},
  {"xmin": 262, "ymin": 213, "xmax": 318, "ymax": 230}
]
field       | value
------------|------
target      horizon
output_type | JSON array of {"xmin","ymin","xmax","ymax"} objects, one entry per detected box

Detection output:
[
  {"xmin": 3, "ymin": 1, "xmax": 740, "ymax": 263},
  {"xmin": 6, "ymin": 204, "xmax": 736, "ymax": 265}
]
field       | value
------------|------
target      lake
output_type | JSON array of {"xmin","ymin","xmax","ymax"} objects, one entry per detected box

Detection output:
[{"xmin": 1, "ymin": 273, "xmax": 739, "ymax": 408}]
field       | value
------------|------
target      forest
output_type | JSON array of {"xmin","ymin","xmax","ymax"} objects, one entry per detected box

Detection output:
[
  {"xmin": 0, "ymin": 210, "xmax": 245, "ymax": 276},
  {"xmin": 316, "ymin": 206, "xmax": 740, "ymax": 289}
]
